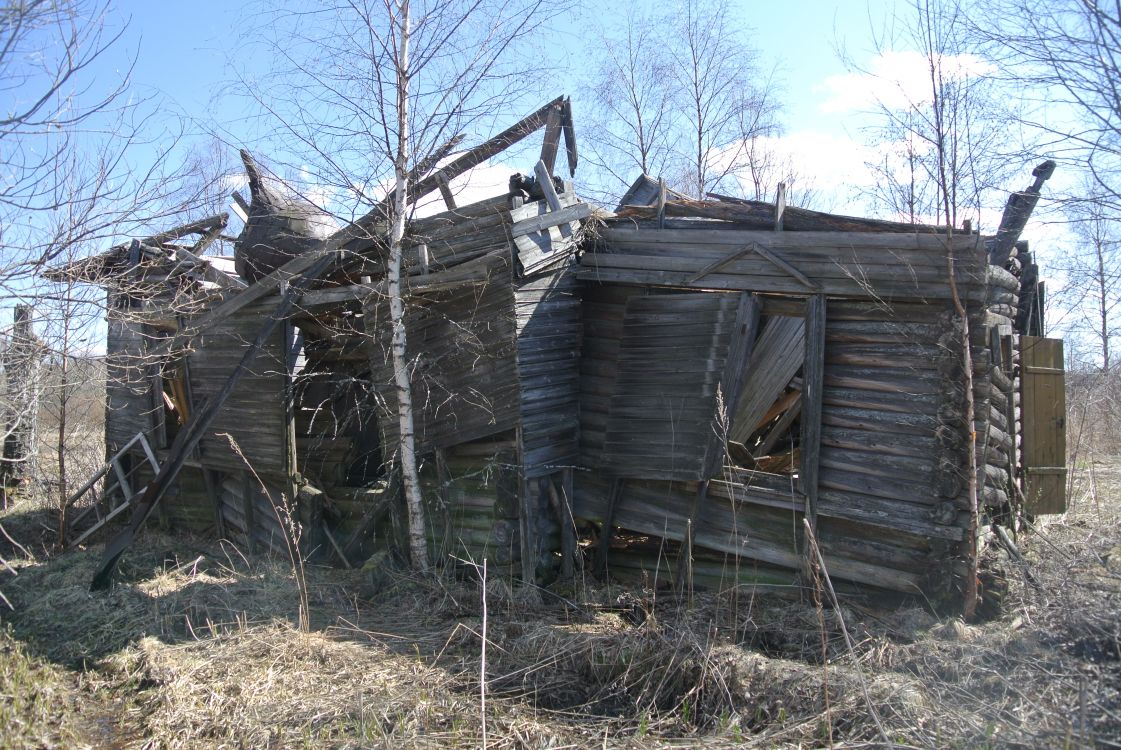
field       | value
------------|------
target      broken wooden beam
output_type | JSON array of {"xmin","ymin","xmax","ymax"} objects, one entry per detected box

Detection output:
[{"xmin": 89, "ymin": 253, "xmax": 336, "ymax": 591}]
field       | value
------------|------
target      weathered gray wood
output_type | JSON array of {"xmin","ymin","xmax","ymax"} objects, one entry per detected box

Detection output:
[
  {"xmin": 89, "ymin": 254, "xmax": 334, "ymax": 590},
  {"xmin": 751, "ymin": 242, "xmax": 818, "ymax": 290},
  {"xmin": 675, "ymin": 480, "xmax": 709, "ymax": 594},
  {"xmin": 801, "ymin": 295, "xmax": 826, "ymax": 533},
  {"xmin": 533, "ymin": 159, "xmax": 564, "ymax": 213},
  {"xmin": 241, "ymin": 471, "xmax": 257, "ymax": 555},
  {"xmin": 730, "ymin": 315, "xmax": 805, "ymax": 444},
  {"xmin": 752, "ymin": 394, "xmax": 802, "ymax": 459},
  {"xmin": 540, "ymin": 105, "xmax": 563, "ymax": 174},
  {"xmin": 601, "ymin": 292, "xmax": 741, "ymax": 481},
  {"xmin": 596, "ymin": 478, "xmax": 623, "ymax": 577},
  {"xmin": 559, "ymin": 468, "xmax": 576, "ymax": 578}
]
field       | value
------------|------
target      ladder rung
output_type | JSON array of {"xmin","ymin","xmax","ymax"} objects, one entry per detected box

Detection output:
[{"xmin": 70, "ymin": 501, "xmax": 135, "ymax": 547}]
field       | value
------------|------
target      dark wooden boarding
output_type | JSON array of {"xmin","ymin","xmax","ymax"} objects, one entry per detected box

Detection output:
[{"xmin": 49, "ymin": 103, "xmax": 1065, "ymax": 607}]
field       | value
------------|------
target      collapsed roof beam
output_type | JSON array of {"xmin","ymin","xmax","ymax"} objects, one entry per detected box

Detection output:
[
  {"xmin": 362, "ymin": 96, "xmax": 573, "ymax": 231},
  {"xmin": 989, "ymin": 160, "xmax": 1056, "ymax": 266}
]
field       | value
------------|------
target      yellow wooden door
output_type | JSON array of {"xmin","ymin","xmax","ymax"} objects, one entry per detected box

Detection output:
[{"xmin": 1020, "ymin": 336, "xmax": 1067, "ymax": 515}]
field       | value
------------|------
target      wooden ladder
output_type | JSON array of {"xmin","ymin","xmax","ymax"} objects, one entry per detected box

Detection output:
[{"xmin": 65, "ymin": 432, "xmax": 161, "ymax": 547}]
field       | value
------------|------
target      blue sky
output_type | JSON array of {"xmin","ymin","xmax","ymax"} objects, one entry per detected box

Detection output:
[
  {"xmin": 8, "ymin": 0, "xmax": 1084, "ymax": 350},
  {"xmin": 106, "ymin": 0, "xmax": 893, "ymax": 151},
  {"xmin": 68, "ymin": 0, "xmax": 1064, "ymax": 239}
]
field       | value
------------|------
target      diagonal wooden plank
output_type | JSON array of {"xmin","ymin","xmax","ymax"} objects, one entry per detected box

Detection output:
[
  {"xmin": 89, "ymin": 254, "xmax": 336, "ymax": 591},
  {"xmin": 729, "ymin": 315, "xmax": 806, "ymax": 444}
]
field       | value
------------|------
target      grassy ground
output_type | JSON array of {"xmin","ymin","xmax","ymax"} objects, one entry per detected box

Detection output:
[{"xmin": 0, "ymin": 468, "xmax": 1119, "ymax": 748}]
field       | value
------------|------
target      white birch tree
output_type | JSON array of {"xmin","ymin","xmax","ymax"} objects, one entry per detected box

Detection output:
[{"xmin": 245, "ymin": 0, "xmax": 564, "ymax": 570}]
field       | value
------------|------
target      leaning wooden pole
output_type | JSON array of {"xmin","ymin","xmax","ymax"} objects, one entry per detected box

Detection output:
[{"xmin": 89, "ymin": 254, "xmax": 335, "ymax": 591}]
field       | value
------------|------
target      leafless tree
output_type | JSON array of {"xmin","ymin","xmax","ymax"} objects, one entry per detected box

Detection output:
[
  {"xmin": 975, "ymin": 0, "xmax": 1121, "ymax": 207},
  {"xmin": 848, "ymin": 0, "xmax": 1015, "ymax": 227},
  {"xmin": 580, "ymin": 5, "xmax": 677, "ymax": 199},
  {"xmin": 579, "ymin": 0, "xmax": 783, "ymax": 202},
  {"xmin": 1054, "ymin": 190, "xmax": 1121, "ymax": 372},
  {"xmin": 244, "ymin": 0, "xmax": 565, "ymax": 571},
  {"xmin": 668, "ymin": 0, "xmax": 782, "ymax": 200}
]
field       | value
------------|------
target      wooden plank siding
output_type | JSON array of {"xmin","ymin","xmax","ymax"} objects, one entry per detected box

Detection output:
[
  {"xmin": 1020, "ymin": 335, "xmax": 1067, "ymax": 514},
  {"xmin": 105, "ymin": 314, "xmax": 157, "ymax": 452},
  {"xmin": 365, "ymin": 255, "xmax": 521, "ymax": 456},
  {"xmin": 600, "ymin": 292, "xmax": 748, "ymax": 481},
  {"xmin": 728, "ymin": 315, "xmax": 805, "ymax": 444},
  {"xmin": 579, "ymin": 226, "xmax": 990, "ymax": 300},
  {"xmin": 573, "ymin": 240, "xmax": 983, "ymax": 593},
  {"xmin": 515, "ymin": 266, "xmax": 582, "ymax": 477},
  {"xmin": 185, "ymin": 301, "xmax": 289, "ymax": 479}
]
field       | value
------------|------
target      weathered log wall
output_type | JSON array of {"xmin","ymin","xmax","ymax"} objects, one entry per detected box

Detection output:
[
  {"xmin": 186, "ymin": 300, "xmax": 288, "ymax": 478},
  {"xmin": 580, "ymin": 226, "xmax": 989, "ymax": 300},
  {"xmin": 419, "ymin": 439, "xmax": 559, "ymax": 580},
  {"xmin": 365, "ymin": 258, "xmax": 521, "ymax": 456},
  {"xmin": 573, "ymin": 221, "xmax": 1008, "ymax": 598}
]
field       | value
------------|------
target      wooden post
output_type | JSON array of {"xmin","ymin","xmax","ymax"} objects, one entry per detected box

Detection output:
[
  {"xmin": 204, "ymin": 469, "xmax": 225, "ymax": 537},
  {"xmin": 242, "ymin": 471, "xmax": 257, "ymax": 555},
  {"xmin": 515, "ymin": 427, "xmax": 535, "ymax": 584},
  {"xmin": 774, "ymin": 182, "xmax": 786, "ymax": 230},
  {"xmin": 519, "ymin": 477, "xmax": 537, "ymax": 584},
  {"xmin": 559, "ymin": 468, "xmax": 576, "ymax": 579},
  {"xmin": 675, "ymin": 480, "xmax": 710, "ymax": 598},
  {"xmin": 539, "ymin": 103, "xmax": 563, "ymax": 174},
  {"xmin": 800, "ymin": 294, "xmax": 826, "ymax": 537},
  {"xmin": 596, "ymin": 478, "xmax": 624, "ymax": 578}
]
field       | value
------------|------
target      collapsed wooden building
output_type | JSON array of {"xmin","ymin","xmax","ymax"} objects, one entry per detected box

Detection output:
[{"xmin": 52, "ymin": 99, "xmax": 1067, "ymax": 608}]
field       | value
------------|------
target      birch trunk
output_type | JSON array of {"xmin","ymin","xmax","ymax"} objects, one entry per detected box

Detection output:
[{"xmin": 388, "ymin": 0, "xmax": 429, "ymax": 571}]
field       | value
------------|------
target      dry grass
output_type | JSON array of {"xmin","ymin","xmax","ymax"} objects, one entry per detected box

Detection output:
[
  {"xmin": 0, "ymin": 466, "xmax": 1118, "ymax": 748},
  {"xmin": 0, "ymin": 626, "xmax": 87, "ymax": 750}
]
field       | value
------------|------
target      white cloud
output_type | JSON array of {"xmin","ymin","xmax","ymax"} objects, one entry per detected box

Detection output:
[
  {"xmin": 219, "ymin": 173, "xmax": 249, "ymax": 193},
  {"xmin": 736, "ymin": 130, "xmax": 880, "ymax": 214},
  {"xmin": 410, "ymin": 159, "xmax": 514, "ymax": 218},
  {"xmin": 819, "ymin": 50, "xmax": 996, "ymax": 114}
]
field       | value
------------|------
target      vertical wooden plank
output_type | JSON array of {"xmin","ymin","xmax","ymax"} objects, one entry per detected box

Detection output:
[
  {"xmin": 800, "ymin": 294, "xmax": 826, "ymax": 532},
  {"xmin": 1021, "ymin": 335, "xmax": 1067, "ymax": 514},
  {"xmin": 539, "ymin": 105, "xmax": 563, "ymax": 174},
  {"xmin": 519, "ymin": 477, "xmax": 536, "ymax": 584},
  {"xmin": 675, "ymin": 480, "xmax": 709, "ymax": 597},
  {"xmin": 774, "ymin": 182, "xmax": 786, "ymax": 230},
  {"xmin": 559, "ymin": 468, "xmax": 576, "ymax": 579},
  {"xmin": 708, "ymin": 293, "xmax": 761, "ymax": 476},
  {"xmin": 596, "ymin": 478, "xmax": 624, "ymax": 577},
  {"xmin": 203, "ymin": 468, "xmax": 225, "ymax": 537},
  {"xmin": 515, "ymin": 427, "xmax": 535, "ymax": 584},
  {"xmin": 728, "ymin": 315, "xmax": 806, "ymax": 444},
  {"xmin": 242, "ymin": 470, "xmax": 257, "ymax": 555}
]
